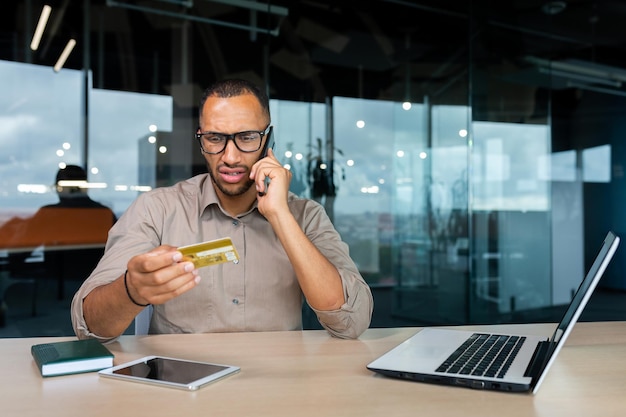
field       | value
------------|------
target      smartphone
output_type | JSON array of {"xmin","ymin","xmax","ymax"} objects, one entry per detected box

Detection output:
[
  {"xmin": 260, "ymin": 126, "xmax": 275, "ymax": 159},
  {"xmin": 259, "ymin": 127, "xmax": 275, "ymax": 196}
]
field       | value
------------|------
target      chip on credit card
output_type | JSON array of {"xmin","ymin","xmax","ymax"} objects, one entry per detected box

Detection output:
[{"xmin": 178, "ymin": 237, "xmax": 240, "ymax": 268}]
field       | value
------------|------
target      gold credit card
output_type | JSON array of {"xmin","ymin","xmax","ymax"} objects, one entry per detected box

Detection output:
[{"xmin": 178, "ymin": 237, "xmax": 240, "ymax": 268}]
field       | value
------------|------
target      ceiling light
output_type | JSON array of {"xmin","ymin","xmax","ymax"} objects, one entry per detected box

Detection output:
[
  {"xmin": 53, "ymin": 39, "xmax": 76, "ymax": 72},
  {"xmin": 541, "ymin": 1, "xmax": 567, "ymax": 16},
  {"xmin": 538, "ymin": 68, "xmax": 622, "ymax": 87},
  {"xmin": 31, "ymin": 5, "xmax": 52, "ymax": 51},
  {"xmin": 567, "ymin": 81, "xmax": 626, "ymax": 98},
  {"xmin": 526, "ymin": 56, "xmax": 626, "ymax": 86}
]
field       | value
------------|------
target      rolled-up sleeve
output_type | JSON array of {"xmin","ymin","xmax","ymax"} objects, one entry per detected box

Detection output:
[
  {"xmin": 294, "ymin": 198, "xmax": 374, "ymax": 338},
  {"xmin": 310, "ymin": 269, "xmax": 373, "ymax": 339}
]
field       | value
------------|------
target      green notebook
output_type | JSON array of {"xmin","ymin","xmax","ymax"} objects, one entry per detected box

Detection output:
[{"xmin": 31, "ymin": 338, "xmax": 114, "ymax": 377}]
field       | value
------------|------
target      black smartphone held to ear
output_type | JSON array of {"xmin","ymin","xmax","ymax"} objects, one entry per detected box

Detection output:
[
  {"xmin": 259, "ymin": 126, "xmax": 275, "ymax": 196},
  {"xmin": 261, "ymin": 126, "xmax": 275, "ymax": 159}
]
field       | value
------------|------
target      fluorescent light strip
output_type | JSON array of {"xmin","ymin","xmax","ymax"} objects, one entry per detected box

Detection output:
[
  {"xmin": 567, "ymin": 81, "xmax": 626, "ymax": 98},
  {"xmin": 57, "ymin": 180, "xmax": 108, "ymax": 189},
  {"xmin": 57, "ymin": 180, "xmax": 88, "ymax": 188},
  {"xmin": 31, "ymin": 5, "xmax": 52, "ymax": 51},
  {"xmin": 53, "ymin": 39, "xmax": 76, "ymax": 72},
  {"xmin": 539, "ymin": 67, "xmax": 622, "ymax": 88},
  {"xmin": 209, "ymin": 0, "xmax": 288, "ymax": 16}
]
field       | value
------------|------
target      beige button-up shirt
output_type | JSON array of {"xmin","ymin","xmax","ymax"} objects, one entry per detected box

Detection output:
[{"xmin": 71, "ymin": 174, "xmax": 373, "ymax": 342}]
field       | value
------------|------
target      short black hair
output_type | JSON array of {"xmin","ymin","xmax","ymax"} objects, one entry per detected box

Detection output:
[
  {"xmin": 56, "ymin": 165, "xmax": 87, "ymax": 184},
  {"xmin": 199, "ymin": 78, "xmax": 270, "ymax": 123}
]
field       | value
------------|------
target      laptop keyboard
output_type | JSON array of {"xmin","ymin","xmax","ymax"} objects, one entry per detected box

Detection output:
[{"xmin": 435, "ymin": 333, "xmax": 525, "ymax": 378}]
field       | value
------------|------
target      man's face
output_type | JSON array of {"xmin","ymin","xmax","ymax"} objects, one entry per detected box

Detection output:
[{"xmin": 199, "ymin": 93, "xmax": 270, "ymax": 198}]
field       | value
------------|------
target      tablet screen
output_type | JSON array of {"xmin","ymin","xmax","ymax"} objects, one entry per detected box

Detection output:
[{"xmin": 99, "ymin": 356, "xmax": 240, "ymax": 390}]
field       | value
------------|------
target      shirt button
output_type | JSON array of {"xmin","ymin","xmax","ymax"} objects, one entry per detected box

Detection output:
[
  {"xmin": 232, "ymin": 220, "xmax": 239, "ymax": 226},
  {"xmin": 232, "ymin": 298, "xmax": 239, "ymax": 305}
]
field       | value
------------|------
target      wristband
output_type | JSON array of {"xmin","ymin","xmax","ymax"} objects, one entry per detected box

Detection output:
[{"xmin": 124, "ymin": 270, "xmax": 150, "ymax": 307}]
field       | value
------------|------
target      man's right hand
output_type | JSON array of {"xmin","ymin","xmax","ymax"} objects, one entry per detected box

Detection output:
[
  {"xmin": 82, "ymin": 245, "xmax": 199, "ymax": 339},
  {"xmin": 125, "ymin": 245, "xmax": 200, "ymax": 306}
]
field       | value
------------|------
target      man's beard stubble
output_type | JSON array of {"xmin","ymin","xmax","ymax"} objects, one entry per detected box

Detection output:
[{"xmin": 206, "ymin": 162, "xmax": 255, "ymax": 197}]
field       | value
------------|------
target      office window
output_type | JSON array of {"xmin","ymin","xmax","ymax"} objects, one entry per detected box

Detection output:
[
  {"xmin": 0, "ymin": 60, "xmax": 83, "ymax": 213},
  {"xmin": 583, "ymin": 145, "xmax": 611, "ymax": 183}
]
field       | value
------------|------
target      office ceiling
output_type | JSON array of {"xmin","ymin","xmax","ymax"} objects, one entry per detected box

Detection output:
[{"xmin": 3, "ymin": 0, "xmax": 626, "ymax": 105}]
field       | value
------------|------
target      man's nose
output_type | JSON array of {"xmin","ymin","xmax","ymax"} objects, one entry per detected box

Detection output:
[{"xmin": 221, "ymin": 138, "xmax": 241, "ymax": 162}]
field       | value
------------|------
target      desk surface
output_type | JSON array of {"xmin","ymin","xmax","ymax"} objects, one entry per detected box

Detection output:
[{"xmin": 4, "ymin": 322, "xmax": 626, "ymax": 417}]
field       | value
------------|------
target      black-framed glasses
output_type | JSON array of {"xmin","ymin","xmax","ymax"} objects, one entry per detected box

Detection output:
[{"xmin": 195, "ymin": 125, "xmax": 271, "ymax": 154}]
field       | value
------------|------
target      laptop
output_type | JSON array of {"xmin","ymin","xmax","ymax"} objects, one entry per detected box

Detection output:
[{"xmin": 367, "ymin": 231, "xmax": 620, "ymax": 394}]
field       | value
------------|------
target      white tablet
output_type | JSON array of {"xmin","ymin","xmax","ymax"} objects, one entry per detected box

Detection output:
[{"xmin": 99, "ymin": 355, "xmax": 240, "ymax": 391}]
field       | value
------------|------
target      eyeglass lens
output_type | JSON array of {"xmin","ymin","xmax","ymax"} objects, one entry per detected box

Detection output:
[{"xmin": 200, "ymin": 131, "xmax": 262, "ymax": 153}]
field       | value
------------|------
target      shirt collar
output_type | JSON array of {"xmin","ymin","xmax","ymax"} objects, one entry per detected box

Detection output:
[{"xmin": 198, "ymin": 173, "xmax": 260, "ymax": 218}]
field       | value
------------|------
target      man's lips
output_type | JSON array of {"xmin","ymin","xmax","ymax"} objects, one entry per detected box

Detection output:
[{"xmin": 219, "ymin": 169, "xmax": 247, "ymax": 184}]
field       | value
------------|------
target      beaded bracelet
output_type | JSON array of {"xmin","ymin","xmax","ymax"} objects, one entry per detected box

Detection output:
[{"xmin": 124, "ymin": 270, "xmax": 150, "ymax": 307}]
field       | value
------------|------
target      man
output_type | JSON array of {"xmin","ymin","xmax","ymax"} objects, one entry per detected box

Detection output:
[
  {"xmin": 1, "ymin": 165, "xmax": 116, "ymax": 300},
  {"xmin": 50, "ymin": 165, "xmax": 118, "ymax": 215},
  {"xmin": 71, "ymin": 78, "xmax": 373, "ymax": 342},
  {"xmin": 38, "ymin": 165, "xmax": 117, "ymax": 296}
]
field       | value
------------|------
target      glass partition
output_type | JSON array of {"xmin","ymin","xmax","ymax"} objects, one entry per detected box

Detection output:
[
  {"xmin": 470, "ymin": 121, "xmax": 552, "ymax": 322},
  {"xmin": 89, "ymin": 88, "xmax": 173, "ymax": 214},
  {"xmin": 0, "ymin": 60, "xmax": 173, "ymax": 313},
  {"xmin": 0, "ymin": 61, "xmax": 83, "ymax": 214},
  {"xmin": 0, "ymin": 60, "xmax": 173, "ymax": 219}
]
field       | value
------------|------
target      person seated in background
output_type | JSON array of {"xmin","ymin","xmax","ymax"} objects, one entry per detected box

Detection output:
[
  {"xmin": 71, "ymin": 78, "xmax": 373, "ymax": 342},
  {"xmin": 0, "ymin": 165, "xmax": 116, "ymax": 299},
  {"xmin": 47, "ymin": 165, "xmax": 118, "ymax": 217}
]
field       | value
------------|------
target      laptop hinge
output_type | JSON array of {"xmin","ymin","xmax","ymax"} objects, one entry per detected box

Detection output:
[{"xmin": 524, "ymin": 340, "xmax": 552, "ymax": 378}]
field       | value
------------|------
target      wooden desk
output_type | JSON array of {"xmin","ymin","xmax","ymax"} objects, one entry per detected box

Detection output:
[{"xmin": 4, "ymin": 322, "xmax": 626, "ymax": 417}]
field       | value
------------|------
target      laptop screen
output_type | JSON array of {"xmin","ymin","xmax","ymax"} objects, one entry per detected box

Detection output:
[{"xmin": 550, "ymin": 231, "xmax": 619, "ymax": 346}]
